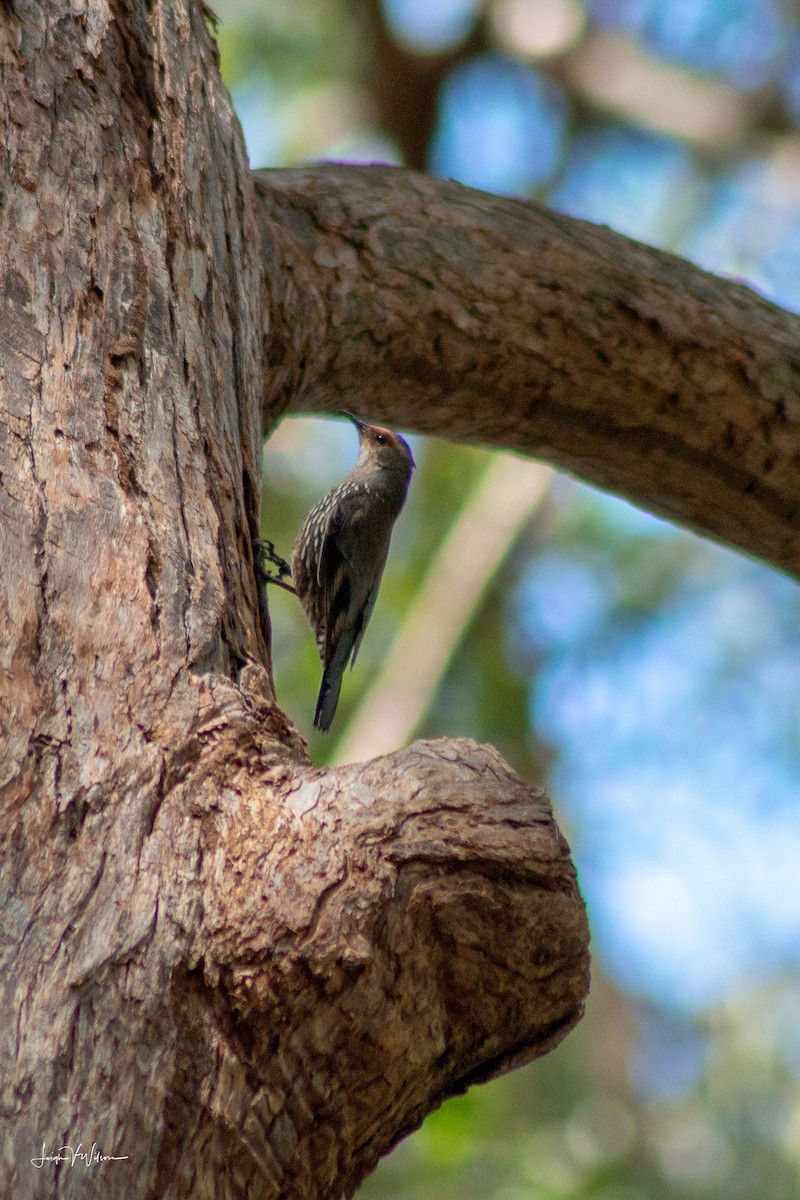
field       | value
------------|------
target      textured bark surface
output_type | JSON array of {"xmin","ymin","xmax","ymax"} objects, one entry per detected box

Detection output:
[
  {"xmin": 0, "ymin": 1, "xmax": 278, "ymax": 1196},
  {"xmin": 0, "ymin": 4, "xmax": 588, "ymax": 1199},
  {"xmin": 256, "ymin": 164, "xmax": 800, "ymax": 580},
  {"xmin": 163, "ymin": 729, "xmax": 586, "ymax": 1200}
]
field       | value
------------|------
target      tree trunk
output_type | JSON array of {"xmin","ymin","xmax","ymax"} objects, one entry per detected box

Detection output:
[{"xmin": 1, "ymin": 4, "xmax": 588, "ymax": 1198}]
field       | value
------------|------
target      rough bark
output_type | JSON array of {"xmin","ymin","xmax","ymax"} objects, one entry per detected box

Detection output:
[
  {"xmin": 0, "ymin": 4, "xmax": 588, "ymax": 1199},
  {"xmin": 163, "ymin": 728, "xmax": 585, "ymax": 1200},
  {"xmin": 257, "ymin": 164, "xmax": 800, "ymax": 581}
]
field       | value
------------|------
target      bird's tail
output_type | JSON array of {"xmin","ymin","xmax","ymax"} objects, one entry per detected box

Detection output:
[{"xmin": 314, "ymin": 640, "xmax": 351, "ymax": 732}]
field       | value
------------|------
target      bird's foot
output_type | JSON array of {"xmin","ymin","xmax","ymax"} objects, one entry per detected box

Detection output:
[
  {"xmin": 258, "ymin": 538, "xmax": 292, "ymax": 577},
  {"xmin": 257, "ymin": 539, "xmax": 297, "ymax": 594}
]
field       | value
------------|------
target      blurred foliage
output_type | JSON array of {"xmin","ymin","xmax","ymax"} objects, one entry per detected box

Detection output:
[{"xmin": 226, "ymin": 0, "xmax": 800, "ymax": 1195}]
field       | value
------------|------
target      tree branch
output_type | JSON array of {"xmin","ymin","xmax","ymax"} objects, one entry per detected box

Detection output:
[{"xmin": 255, "ymin": 163, "xmax": 800, "ymax": 580}]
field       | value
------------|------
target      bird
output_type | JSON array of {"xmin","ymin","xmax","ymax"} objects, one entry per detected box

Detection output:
[{"xmin": 291, "ymin": 412, "xmax": 415, "ymax": 732}]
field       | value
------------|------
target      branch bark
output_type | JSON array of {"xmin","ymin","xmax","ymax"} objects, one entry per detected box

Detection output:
[{"xmin": 256, "ymin": 164, "xmax": 800, "ymax": 580}]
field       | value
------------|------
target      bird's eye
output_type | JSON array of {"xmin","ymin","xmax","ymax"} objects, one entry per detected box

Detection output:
[{"xmin": 375, "ymin": 433, "xmax": 387, "ymax": 444}]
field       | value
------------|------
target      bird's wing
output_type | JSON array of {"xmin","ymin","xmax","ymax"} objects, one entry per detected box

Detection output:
[
  {"xmin": 349, "ymin": 579, "xmax": 380, "ymax": 669},
  {"xmin": 318, "ymin": 491, "xmax": 391, "ymax": 668},
  {"xmin": 315, "ymin": 501, "xmax": 348, "ymax": 662},
  {"xmin": 338, "ymin": 496, "xmax": 392, "ymax": 667}
]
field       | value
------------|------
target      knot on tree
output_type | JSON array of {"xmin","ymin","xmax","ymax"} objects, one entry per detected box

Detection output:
[{"xmin": 165, "ymin": 737, "xmax": 589, "ymax": 1200}]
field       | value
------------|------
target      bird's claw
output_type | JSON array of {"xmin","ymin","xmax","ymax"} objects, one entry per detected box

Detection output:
[{"xmin": 257, "ymin": 538, "xmax": 292, "ymax": 579}]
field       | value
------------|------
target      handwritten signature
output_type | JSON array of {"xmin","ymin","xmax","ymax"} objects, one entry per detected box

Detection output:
[{"xmin": 31, "ymin": 1142, "xmax": 128, "ymax": 1169}]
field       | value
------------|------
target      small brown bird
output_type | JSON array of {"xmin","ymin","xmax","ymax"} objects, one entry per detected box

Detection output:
[{"xmin": 292, "ymin": 412, "xmax": 415, "ymax": 732}]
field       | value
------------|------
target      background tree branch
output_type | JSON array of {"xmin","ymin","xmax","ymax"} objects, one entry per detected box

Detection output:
[{"xmin": 256, "ymin": 163, "xmax": 800, "ymax": 581}]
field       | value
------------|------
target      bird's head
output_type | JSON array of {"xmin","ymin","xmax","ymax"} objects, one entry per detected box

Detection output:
[{"xmin": 340, "ymin": 412, "xmax": 415, "ymax": 474}]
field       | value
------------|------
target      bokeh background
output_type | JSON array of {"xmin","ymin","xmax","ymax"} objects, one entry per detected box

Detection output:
[{"xmin": 214, "ymin": 1, "xmax": 800, "ymax": 1196}]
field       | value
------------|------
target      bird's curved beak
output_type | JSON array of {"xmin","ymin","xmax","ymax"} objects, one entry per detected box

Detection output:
[{"xmin": 338, "ymin": 410, "xmax": 367, "ymax": 434}]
